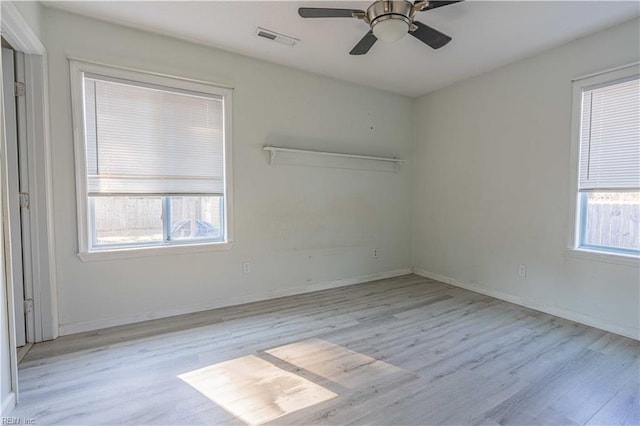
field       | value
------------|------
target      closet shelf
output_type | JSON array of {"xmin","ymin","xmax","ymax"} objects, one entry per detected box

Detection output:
[{"xmin": 263, "ymin": 146, "xmax": 403, "ymax": 172}]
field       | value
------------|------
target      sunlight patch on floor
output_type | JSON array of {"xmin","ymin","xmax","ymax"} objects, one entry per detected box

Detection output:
[
  {"xmin": 266, "ymin": 338, "xmax": 409, "ymax": 389},
  {"xmin": 178, "ymin": 354, "xmax": 337, "ymax": 425}
]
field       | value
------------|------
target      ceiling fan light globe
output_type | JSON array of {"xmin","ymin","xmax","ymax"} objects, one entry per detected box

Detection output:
[{"xmin": 372, "ymin": 18, "xmax": 409, "ymax": 42}]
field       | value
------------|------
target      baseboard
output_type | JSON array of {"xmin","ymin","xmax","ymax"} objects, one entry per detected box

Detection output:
[
  {"xmin": 413, "ymin": 268, "xmax": 640, "ymax": 340},
  {"xmin": 59, "ymin": 268, "xmax": 413, "ymax": 335},
  {"xmin": 1, "ymin": 391, "xmax": 16, "ymax": 417}
]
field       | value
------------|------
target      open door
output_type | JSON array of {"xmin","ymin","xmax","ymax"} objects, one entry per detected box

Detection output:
[{"xmin": 1, "ymin": 45, "xmax": 26, "ymax": 347}]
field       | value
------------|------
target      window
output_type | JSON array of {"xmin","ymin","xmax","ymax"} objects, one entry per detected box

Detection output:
[
  {"xmin": 572, "ymin": 66, "xmax": 639, "ymax": 257},
  {"xmin": 71, "ymin": 61, "xmax": 232, "ymax": 255}
]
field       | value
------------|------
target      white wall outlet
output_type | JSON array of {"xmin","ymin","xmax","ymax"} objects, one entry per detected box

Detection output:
[
  {"xmin": 242, "ymin": 261, "xmax": 251, "ymax": 274},
  {"xmin": 518, "ymin": 264, "xmax": 527, "ymax": 278},
  {"xmin": 373, "ymin": 248, "xmax": 380, "ymax": 259}
]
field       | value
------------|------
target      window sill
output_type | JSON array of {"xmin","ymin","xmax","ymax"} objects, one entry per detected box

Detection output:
[
  {"xmin": 565, "ymin": 248, "xmax": 640, "ymax": 267},
  {"xmin": 77, "ymin": 241, "xmax": 234, "ymax": 262}
]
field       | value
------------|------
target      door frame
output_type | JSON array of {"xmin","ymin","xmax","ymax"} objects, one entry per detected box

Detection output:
[{"xmin": 1, "ymin": 3, "xmax": 57, "ymax": 343}]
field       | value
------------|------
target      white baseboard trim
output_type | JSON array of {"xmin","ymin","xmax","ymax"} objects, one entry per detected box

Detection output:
[
  {"xmin": 59, "ymin": 268, "xmax": 413, "ymax": 335},
  {"xmin": 413, "ymin": 268, "xmax": 639, "ymax": 341},
  {"xmin": 1, "ymin": 391, "xmax": 16, "ymax": 417}
]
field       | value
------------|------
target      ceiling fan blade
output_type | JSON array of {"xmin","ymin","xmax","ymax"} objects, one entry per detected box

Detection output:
[
  {"xmin": 409, "ymin": 21, "xmax": 452, "ymax": 49},
  {"xmin": 350, "ymin": 30, "xmax": 378, "ymax": 55},
  {"xmin": 298, "ymin": 8, "xmax": 364, "ymax": 18},
  {"xmin": 423, "ymin": 1, "xmax": 463, "ymax": 10}
]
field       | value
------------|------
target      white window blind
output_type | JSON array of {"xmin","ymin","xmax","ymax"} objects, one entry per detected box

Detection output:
[
  {"xmin": 578, "ymin": 76, "xmax": 640, "ymax": 191},
  {"xmin": 83, "ymin": 74, "xmax": 225, "ymax": 196}
]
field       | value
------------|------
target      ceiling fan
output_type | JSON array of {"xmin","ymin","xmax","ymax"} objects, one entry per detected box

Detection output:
[{"xmin": 298, "ymin": 1, "xmax": 462, "ymax": 55}]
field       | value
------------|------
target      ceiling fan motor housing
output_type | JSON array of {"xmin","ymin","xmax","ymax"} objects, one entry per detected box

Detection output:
[
  {"xmin": 366, "ymin": 1, "xmax": 413, "ymax": 26},
  {"xmin": 366, "ymin": 1, "xmax": 414, "ymax": 42}
]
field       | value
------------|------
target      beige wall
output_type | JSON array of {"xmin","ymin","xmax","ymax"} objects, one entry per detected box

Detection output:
[
  {"xmin": 413, "ymin": 18, "xmax": 640, "ymax": 338},
  {"xmin": 42, "ymin": 7, "xmax": 415, "ymax": 334}
]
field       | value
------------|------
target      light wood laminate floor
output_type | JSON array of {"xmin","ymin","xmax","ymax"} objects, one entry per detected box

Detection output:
[{"xmin": 10, "ymin": 275, "xmax": 640, "ymax": 425}]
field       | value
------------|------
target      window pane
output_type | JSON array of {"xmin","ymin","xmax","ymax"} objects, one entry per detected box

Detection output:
[
  {"xmin": 91, "ymin": 196, "xmax": 163, "ymax": 246},
  {"xmin": 581, "ymin": 191, "xmax": 640, "ymax": 254},
  {"xmin": 169, "ymin": 196, "xmax": 223, "ymax": 241}
]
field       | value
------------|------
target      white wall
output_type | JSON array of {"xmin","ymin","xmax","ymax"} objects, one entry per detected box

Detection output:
[
  {"xmin": 42, "ymin": 7, "xmax": 414, "ymax": 334},
  {"xmin": 9, "ymin": 1, "xmax": 41, "ymax": 41},
  {"xmin": 35, "ymin": 6, "xmax": 640, "ymax": 339},
  {"xmin": 414, "ymin": 19, "xmax": 640, "ymax": 339}
]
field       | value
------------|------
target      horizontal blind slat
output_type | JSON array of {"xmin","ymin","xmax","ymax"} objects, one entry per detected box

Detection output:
[{"xmin": 87, "ymin": 176, "xmax": 225, "ymax": 195}]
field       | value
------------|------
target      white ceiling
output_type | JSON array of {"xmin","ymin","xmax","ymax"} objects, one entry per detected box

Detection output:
[{"xmin": 46, "ymin": 1, "xmax": 640, "ymax": 97}]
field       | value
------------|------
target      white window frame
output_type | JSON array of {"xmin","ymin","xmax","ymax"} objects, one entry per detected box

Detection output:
[
  {"xmin": 567, "ymin": 63, "xmax": 640, "ymax": 266},
  {"xmin": 70, "ymin": 60, "xmax": 234, "ymax": 261}
]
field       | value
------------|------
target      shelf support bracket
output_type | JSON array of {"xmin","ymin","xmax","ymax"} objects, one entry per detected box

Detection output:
[{"xmin": 268, "ymin": 149, "xmax": 277, "ymax": 165}]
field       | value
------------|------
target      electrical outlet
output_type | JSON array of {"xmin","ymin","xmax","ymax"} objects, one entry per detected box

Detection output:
[
  {"xmin": 242, "ymin": 261, "xmax": 251, "ymax": 274},
  {"xmin": 518, "ymin": 264, "xmax": 527, "ymax": 278},
  {"xmin": 373, "ymin": 248, "xmax": 380, "ymax": 259}
]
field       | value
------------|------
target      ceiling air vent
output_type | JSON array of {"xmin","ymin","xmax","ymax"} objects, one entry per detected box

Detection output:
[{"xmin": 255, "ymin": 27, "xmax": 300, "ymax": 47}]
